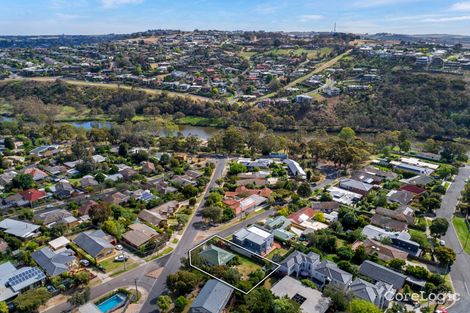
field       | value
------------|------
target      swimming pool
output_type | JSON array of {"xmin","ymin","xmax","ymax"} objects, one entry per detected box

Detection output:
[{"xmin": 96, "ymin": 293, "xmax": 127, "ymax": 313}]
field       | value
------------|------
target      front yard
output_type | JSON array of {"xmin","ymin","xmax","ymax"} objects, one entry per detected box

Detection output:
[{"xmin": 453, "ymin": 216, "xmax": 470, "ymax": 255}]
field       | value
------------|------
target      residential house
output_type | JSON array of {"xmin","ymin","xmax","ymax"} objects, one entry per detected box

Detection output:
[
  {"xmin": 327, "ymin": 187, "xmax": 363, "ymax": 205},
  {"xmin": 80, "ymin": 175, "xmax": 99, "ymax": 188},
  {"xmin": 351, "ymin": 170, "xmax": 384, "ymax": 185},
  {"xmin": 359, "ymin": 260, "xmax": 407, "ymax": 290},
  {"xmin": 355, "ymin": 239, "xmax": 408, "ymax": 261},
  {"xmin": 315, "ymin": 260, "xmax": 353, "ymax": 290},
  {"xmin": 119, "ymin": 167, "xmax": 138, "ymax": 180},
  {"xmin": 339, "ymin": 178, "xmax": 374, "ymax": 196},
  {"xmin": 54, "ymin": 180, "xmax": 75, "ymax": 199},
  {"xmin": 32, "ymin": 247, "xmax": 75, "ymax": 276},
  {"xmin": 102, "ymin": 192, "xmax": 129, "ymax": 205},
  {"xmin": 283, "ymin": 159, "xmax": 306, "ymax": 179},
  {"xmin": 232, "ymin": 225, "xmax": 274, "ymax": 255},
  {"xmin": 371, "ymin": 214, "xmax": 408, "ymax": 232},
  {"xmin": 224, "ymin": 194, "xmax": 268, "ymax": 215},
  {"xmin": 0, "ymin": 171, "xmax": 17, "ymax": 189},
  {"xmin": 387, "ymin": 190, "xmax": 415, "ymax": 205},
  {"xmin": 23, "ymin": 167, "xmax": 49, "ymax": 181},
  {"xmin": 264, "ymin": 216, "xmax": 291, "ymax": 231},
  {"xmin": 399, "ymin": 184, "xmax": 426, "ymax": 196},
  {"xmin": 199, "ymin": 244, "xmax": 236, "ymax": 266},
  {"xmin": 122, "ymin": 223, "xmax": 159, "ymax": 249},
  {"xmin": 0, "ymin": 218, "xmax": 41, "ymax": 239},
  {"xmin": 189, "ymin": 279, "xmax": 233, "ymax": 313},
  {"xmin": 350, "ymin": 278, "xmax": 395, "ymax": 310},
  {"xmin": 279, "ymin": 250, "xmax": 321, "ymax": 278},
  {"xmin": 141, "ymin": 161, "xmax": 156, "ymax": 174},
  {"xmin": 73, "ymin": 230, "xmax": 115, "ymax": 261},
  {"xmin": 48, "ymin": 236, "xmax": 70, "ymax": 251},
  {"xmin": 34, "ymin": 209, "xmax": 79, "ymax": 228},
  {"xmin": 138, "ymin": 209, "xmax": 166, "ymax": 227},
  {"xmin": 402, "ymin": 175, "xmax": 434, "ymax": 186},
  {"xmin": 271, "ymin": 276, "xmax": 330, "ymax": 313},
  {"xmin": 0, "ymin": 262, "xmax": 47, "ymax": 303},
  {"xmin": 20, "ymin": 188, "xmax": 47, "ymax": 205},
  {"xmin": 391, "ymin": 162, "xmax": 434, "ymax": 176},
  {"xmin": 376, "ymin": 206, "xmax": 415, "ymax": 225},
  {"xmin": 78, "ymin": 200, "xmax": 98, "ymax": 216}
]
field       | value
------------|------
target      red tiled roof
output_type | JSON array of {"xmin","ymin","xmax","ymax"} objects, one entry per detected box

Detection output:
[
  {"xmin": 399, "ymin": 184, "xmax": 426, "ymax": 195},
  {"xmin": 20, "ymin": 189, "xmax": 46, "ymax": 202},
  {"xmin": 288, "ymin": 207, "xmax": 317, "ymax": 224}
]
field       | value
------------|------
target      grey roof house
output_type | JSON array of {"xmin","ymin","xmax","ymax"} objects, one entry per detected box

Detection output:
[
  {"xmin": 349, "ymin": 278, "xmax": 395, "ymax": 310},
  {"xmin": 0, "ymin": 262, "xmax": 47, "ymax": 302},
  {"xmin": 32, "ymin": 247, "xmax": 75, "ymax": 276},
  {"xmin": 73, "ymin": 230, "xmax": 115, "ymax": 261},
  {"xmin": 359, "ymin": 260, "xmax": 407, "ymax": 289},
  {"xmin": 0, "ymin": 218, "xmax": 40, "ymax": 239},
  {"xmin": 190, "ymin": 279, "xmax": 233, "ymax": 313}
]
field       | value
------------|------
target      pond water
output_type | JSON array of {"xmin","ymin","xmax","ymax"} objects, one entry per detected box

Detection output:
[{"xmin": 67, "ymin": 120, "xmax": 381, "ymax": 141}]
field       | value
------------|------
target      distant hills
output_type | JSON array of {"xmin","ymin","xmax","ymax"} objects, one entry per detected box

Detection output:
[{"xmin": 365, "ymin": 33, "xmax": 470, "ymax": 47}]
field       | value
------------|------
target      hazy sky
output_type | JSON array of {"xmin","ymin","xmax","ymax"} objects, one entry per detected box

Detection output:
[{"xmin": 2, "ymin": 0, "xmax": 470, "ymax": 35}]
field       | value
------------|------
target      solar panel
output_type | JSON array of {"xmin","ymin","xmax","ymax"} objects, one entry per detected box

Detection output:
[{"xmin": 8, "ymin": 267, "xmax": 45, "ymax": 287}]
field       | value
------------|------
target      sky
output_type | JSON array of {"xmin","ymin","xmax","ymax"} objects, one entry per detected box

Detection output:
[{"xmin": 2, "ymin": 0, "xmax": 470, "ymax": 36}]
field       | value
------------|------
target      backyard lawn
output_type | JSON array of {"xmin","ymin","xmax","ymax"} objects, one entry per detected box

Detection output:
[
  {"xmin": 236, "ymin": 255, "xmax": 262, "ymax": 279},
  {"xmin": 453, "ymin": 217, "xmax": 470, "ymax": 255}
]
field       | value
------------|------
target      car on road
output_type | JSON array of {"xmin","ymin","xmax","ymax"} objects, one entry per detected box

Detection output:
[
  {"xmin": 114, "ymin": 254, "xmax": 128, "ymax": 262},
  {"xmin": 440, "ymin": 240, "xmax": 446, "ymax": 246},
  {"xmin": 115, "ymin": 244, "xmax": 123, "ymax": 250}
]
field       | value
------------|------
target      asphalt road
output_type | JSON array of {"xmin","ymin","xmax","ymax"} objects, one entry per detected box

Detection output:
[
  {"xmin": 437, "ymin": 165, "xmax": 470, "ymax": 313},
  {"xmin": 139, "ymin": 158, "xmax": 228, "ymax": 313}
]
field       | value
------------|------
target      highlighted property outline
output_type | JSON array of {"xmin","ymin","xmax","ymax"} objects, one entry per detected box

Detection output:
[{"xmin": 189, "ymin": 235, "xmax": 281, "ymax": 294}]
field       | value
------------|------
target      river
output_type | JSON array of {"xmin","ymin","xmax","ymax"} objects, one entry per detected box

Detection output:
[{"xmin": 67, "ymin": 120, "xmax": 381, "ymax": 142}]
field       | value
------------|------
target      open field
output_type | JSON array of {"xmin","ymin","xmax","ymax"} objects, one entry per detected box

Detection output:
[
  {"xmin": 261, "ymin": 49, "xmax": 351, "ymax": 99},
  {"xmin": 264, "ymin": 47, "xmax": 332, "ymax": 60},
  {"xmin": 453, "ymin": 217, "xmax": 470, "ymax": 255}
]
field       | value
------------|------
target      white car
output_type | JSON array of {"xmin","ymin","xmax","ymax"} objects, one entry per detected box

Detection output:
[
  {"xmin": 114, "ymin": 255, "xmax": 128, "ymax": 262},
  {"xmin": 80, "ymin": 259, "xmax": 90, "ymax": 266},
  {"xmin": 115, "ymin": 244, "xmax": 123, "ymax": 250},
  {"xmin": 440, "ymin": 240, "xmax": 446, "ymax": 246}
]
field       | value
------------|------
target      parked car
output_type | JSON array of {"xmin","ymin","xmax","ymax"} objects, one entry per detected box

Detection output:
[
  {"xmin": 80, "ymin": 259, "xmax": 90, "ymax": 266},
  {"xmin": 114, "ymin": 254, "xmax": 128, "ymax": 262},
  {"xmin": 115, "ymin": 244, "xmax": 123, "ymax": 250}
]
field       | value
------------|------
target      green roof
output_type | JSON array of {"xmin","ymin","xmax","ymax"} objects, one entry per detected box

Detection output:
[
  {"xmin": 272, "ymin": 229, "xmax": 295, "ymax": 242},
  {"xmin": 200, "ymin": 245, "xmax": 235, "ymax": 266}
]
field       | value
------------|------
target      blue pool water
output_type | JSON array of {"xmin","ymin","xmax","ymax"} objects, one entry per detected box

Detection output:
[{"xmin": 97, "ymin": 294, "xmax": 126, "ymax": 313}]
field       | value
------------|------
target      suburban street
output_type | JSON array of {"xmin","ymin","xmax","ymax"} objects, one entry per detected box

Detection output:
[
  {"xmin": 437, "ymin": 165, "xmax": 470, "ymax": 313},
  {"xmin": 139, "ymin": 158, "xmax": 228, "ymax": 313}
]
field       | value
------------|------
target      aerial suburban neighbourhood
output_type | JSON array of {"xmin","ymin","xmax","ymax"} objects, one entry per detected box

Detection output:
[{"xmin": 1, "ymin": 1, "xmax": 470, "ymax": 313}]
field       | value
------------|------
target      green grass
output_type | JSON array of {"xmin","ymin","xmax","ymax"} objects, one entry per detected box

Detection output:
[
  {"xmin": 264, "ymin": 47, "xmax": 332, "ymax": 60},
  {"xmin": 144, "ymin": 247, "xmax": 174, "ymax": 262},
  {"xmin": 453, "ymin": 217, "xmax": 470, "ymax": 255},
  {"xmin": 238, "ymin": 51, "xmax": 257, "ymax": 60},
  {"xmin": 236, "ymin": 255, "xmax": 262, "ymax": 279},
  {"xmin": 175, "ymin": 116, "xmax": 227, "ymax": 127},
  {"xmin": 99, "ymin": 257, "xmax": 137, "ymax": 274},
  {"xmin": 265, "ymin": 247, "xmax": 289, "ymax": 260},
  {"xmin": 409, "ymin": 229, "xmax": 431, "ymax": 250}
]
